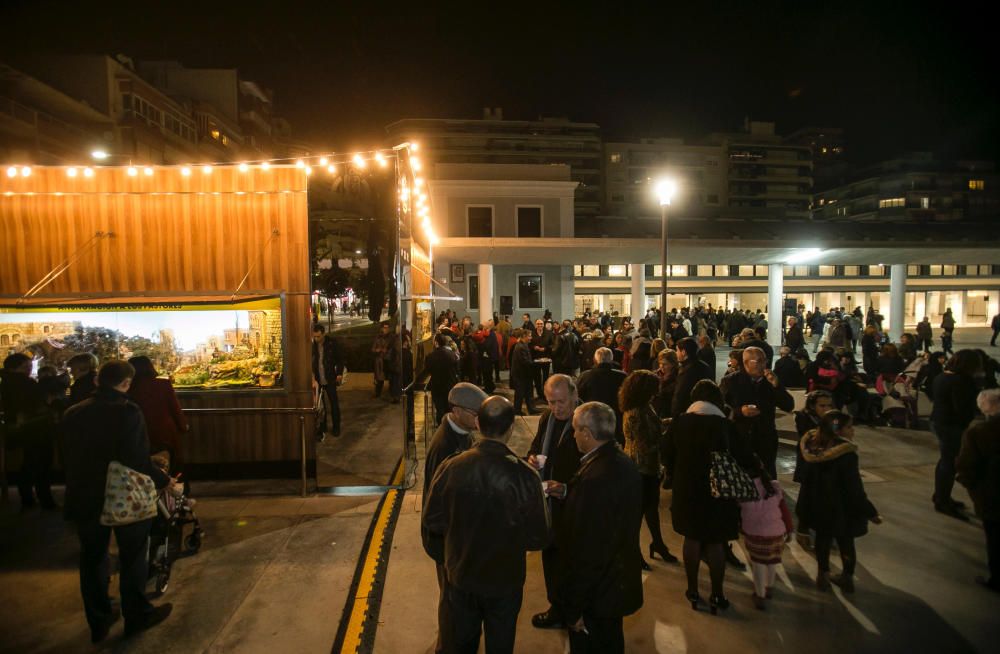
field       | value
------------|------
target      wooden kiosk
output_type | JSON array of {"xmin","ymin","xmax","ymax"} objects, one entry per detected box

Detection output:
[{"xmin": 0, "ymin": 164, "xmax": 314, "ymax": 485}]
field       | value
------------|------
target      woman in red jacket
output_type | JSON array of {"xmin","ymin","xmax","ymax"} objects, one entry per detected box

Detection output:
[{"xmin": 127, "ymin": 356, "xmax": 188, "ymax": 468}]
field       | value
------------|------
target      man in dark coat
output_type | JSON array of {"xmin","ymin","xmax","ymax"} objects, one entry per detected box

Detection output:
[
  {"xmin": 957, "ymin": 389, "xmax": 1000, "ymax": 591},
  {"xmin": 786, "ymin": 316, "xmax": 805, "ymax": 353},
  {"xmin": 483, "ymin": 319, "xmax": 504, "ymax": 384},
  {"xmin": 421, "ymin": 382, "xmax": 488, "ymax": 654},
  {"xmin": 696, "ymin": 335, "xmax": 717, "ymax": 382},
  {"xmin": 576, "ymin": 347, "xmax": 627, "ymax": 444},
  {"xmin": 555, "ymin": 401, "xmax": 643, "ymax": 653},
  {"xmin": 672, "ymin": 337, "xmax": 713, "ymax": 417},
  {"xmin": 724, "ymin": 346, "xmax": 795, "ymax": 478},
  {"xmin": 552, "ymin": 320, "xmax": 581, "ymax": 376},
  {"xmin": 530, "ymin": 319, "xmax": 554, "ymax": 398},
  {"xmin": 774, "ymin": 346, "xmax": 807, "ymax": 389},
  {"xmin": 67, "ymin": 352, "xmax": 99, "ymax": 408},
  {"xmin": 527, "ymin": 374, "xmax": 581, "ymax": 630},
  {"xmin": 423, "ymin": 396, "xmax": 549, "ymax": 653},
  {"xmin": 63, "ymin": 361, "xmax": 173, "ymax": 642},
  {"xmin": 415, "ymin": 333, "xmax": 461, "ymax": 425},
  {"xmin": 312, "ymin": 323, "xmax": 345, "ymax": 438},
  {"xmin": 510, "ymin": 329, "xmax": 537, "ymax": 415},
  {"xmin": 1, "ymin": 353, "xmax": 57, "ymax": 509}
]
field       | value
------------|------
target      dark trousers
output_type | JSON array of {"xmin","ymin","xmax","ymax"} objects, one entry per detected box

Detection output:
[
  {"xmin": 512, "ymin": 378, "xmax": 534, "ymax": 415},
  {"xmin": 933, "ymin": 424, "xmax": 963, "ymax": 504},
  {"xmin": 433, "ymin": 391, "xmax": 450, "ymax": 425},
  {"xmin": 568, "ymin": 615, "xmax": 624, "ymax": 654},
  {"xmin": 533, "ymin": 361, "xmax": 551, "ymax": 398},
  {"xmin": 493, "ymin": 359, "xmax": 502, "ymax": 382},
  {"xmin": 814, "ymin": 532, "xmax": 856, "ymax": 575},
  {"xmin": 751, "ymin": 432, "xmax": 779, "ymax": 479},
  {"xmin": 18, "ymin": 441, "xmax": 55, "ymax": 507},
  {"xmin": 942, "ymin": 333, "xmax": 954, "ymax": 355},
  {"xmin": 641, "ymin": 473, "xmax": 666, "ymax": 546},
  {"xmin": 76, "ymin": 518, "xmax": 154, "ymax": 633},
  {"xmin": 985, "ymin": 519, "xmax": 1000, "ymax": 583},
  {"xmin": 992, "ymin": 328, "xmax": 999, "ymax": 347},
  {"xmin": 541, "ymin": 545, "xmax": 564, "ymax": 615},
  {"xmin": 444, "ymin": 584, "xmax": 522, "ymax": 654},
  {"xmin": 435, "ymin": 563, "xmax": 449, "ymax": 654},
  {"xmin": 322, "ymin": 383, "xmax": 342, "ymax": 435}
]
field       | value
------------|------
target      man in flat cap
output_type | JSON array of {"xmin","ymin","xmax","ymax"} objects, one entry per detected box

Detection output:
[
  {"xmin": 422, "ymin": 382, "xmax": 488, "ymax": 653},
  {"xmin": 424, "ymin": 396, "xmax": 549, "ymax": 654}
]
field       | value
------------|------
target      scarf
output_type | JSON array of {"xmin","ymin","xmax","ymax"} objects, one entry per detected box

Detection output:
[{"xmin": 686, "ymin": 400, "xmax": 726, "ymax": 418}]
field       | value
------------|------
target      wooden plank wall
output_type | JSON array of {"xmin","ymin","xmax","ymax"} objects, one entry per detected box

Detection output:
[{"xmin": 0, "ymin": 165, "xmax": 314, "ymax": 467}]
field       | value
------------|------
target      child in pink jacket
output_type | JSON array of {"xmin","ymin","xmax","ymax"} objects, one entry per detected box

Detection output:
[{"xmin": 739, "ymin": 463, "xmax": 795, "ymax": 609}]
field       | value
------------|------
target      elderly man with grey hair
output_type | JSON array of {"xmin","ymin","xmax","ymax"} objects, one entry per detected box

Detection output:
[
  {"xmin": 576, "ymin": 347, "xmax": 627, "ymax": 445},
  {"xmin": 552, "ymin": 401, "xmax": 643, "ymax": 653},
  {"xmin": 957, "ymin": 388, "xmax": 1000, "ymax": 592}
]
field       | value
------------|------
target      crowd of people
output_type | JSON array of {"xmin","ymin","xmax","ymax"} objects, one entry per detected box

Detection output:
[
  {"xmin": 418, "ymin": 304, "xmax": 1000, "ymax": 653},
  {"xmin": 1, "ymin": 352, "xmax": 186, "ymax": 641}
]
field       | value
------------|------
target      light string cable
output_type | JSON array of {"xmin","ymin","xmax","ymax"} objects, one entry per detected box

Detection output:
[
  {"xmin": 18, "ymin": 231, "xmax": 112, "ymax": 304},
  {"xmin": 230, "ymin": 228, "xmax": 281, "ymax": 301}
]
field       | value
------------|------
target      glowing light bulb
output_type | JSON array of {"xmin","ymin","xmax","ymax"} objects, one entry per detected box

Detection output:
[
  {"xmin": 327, "ymin": 165, "xmax": 336, "ymax": 174},
  {"xmin": 295, "ymin": 160, "xmax": 305, "ymax": 169},
  {"xmin": 180, "ymin": 166, "xmax": 191, "ymax": 176},
  {"xmin": 239, "ymin": 162, "xmax": 249, "ymax": 172},
  {"xmin": 20, "ymin": 166, "xmax": 32, "ymax": 177},
  {"xmin": 7, "ymin": 166, "xmax": 18, "ymax": 178},
  {"xmin": 143, "ymin": 167, "xmax": 154, "ymax": 176},
  {"xmin": 319, "ymin": 157, "xmax": 328, "ymax": 166},
  {"xmin": 410, "ymin": 142, "xmax": 419, "ymax": 152},
  {"xmin": 261, "ymin": 162, "xmax": 271, "ymax": 171},
  {"xmin": 127, "ymin": 166, "xmax": 138, "ymax": 177},
  {"xmin": 67, "ymin": 167, "xmax": 78, "ymax": 177},
  {"xmin": 202, "ymin": 165, "xmax": 213, "ymax": 175},
  {"xmin": 353, "ymin": 154, "xmax": 366, "ymax": 168},
  {"xmin": 305, "ymin": 166, "xmax": 312, "ymax": 176},
  {"xmin": 410, "ymin": 156, "xmax": 421, "ymax": 172},
  {"xmin": 414, "ymin": 177, "xmax": 424, "ymax": 187},
  {"xmin": 375, "ymin": 152, "xmax": 387, "ymax": 167},
  {"xmin": 83, "ymin": 167, "xmax": 94, "ymax": 177}
]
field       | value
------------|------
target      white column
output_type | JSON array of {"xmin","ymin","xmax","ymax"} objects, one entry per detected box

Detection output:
[
  {"xmin": 889, "ymin": 264, "xmax": 906, "ymax": 342},
  {"xmin": 560, "ymin": 265, "xmax": 575, "ymax": 319},
  {"xmin": 630, "ymin": 264, "xmax": 645, "ymax": 320},
  {"xmin": 478, "ymin": 263, "xmax": 493, "ymax": 323},
  {"xmin": 767, "ymin": 263, "xmax": 783, "ymax": 346}
]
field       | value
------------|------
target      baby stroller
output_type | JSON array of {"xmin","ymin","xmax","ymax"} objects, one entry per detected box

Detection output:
[{"xmin": 147, "ymin": 452, "xmax": 205, "ymax": 594}]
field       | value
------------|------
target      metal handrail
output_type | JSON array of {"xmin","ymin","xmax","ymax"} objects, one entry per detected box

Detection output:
[{"xmin": 184, "ymin": 403, "xmax": 317, "ymax": 497}]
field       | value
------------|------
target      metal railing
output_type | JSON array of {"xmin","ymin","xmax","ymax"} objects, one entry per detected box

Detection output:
[{"xmin": 183, "ymin": 404, "xmax": 315, "ymax": 497}]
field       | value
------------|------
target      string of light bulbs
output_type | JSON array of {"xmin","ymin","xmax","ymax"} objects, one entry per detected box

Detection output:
[{"xmin": 1, "ymin": 141, "xmax": 439, "ymax": 246}]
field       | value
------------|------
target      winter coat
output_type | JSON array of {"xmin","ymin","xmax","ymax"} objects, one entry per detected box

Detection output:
[
  {"xmin": 740, "ymin": 479, "xmax": 794, "ymax": 538},
  {"xmin": 623, "ymin": 404, "xmax": 662, "ymax": 476},
  {"xmin": 795, "ymin": 433, "xmax": 877, "ymax": 537},
  {"xmin": 957, "ymin": 415, "xmax": 1000, "ymax": 521},
  {"xmin": 127, "ymin": 376, "xmax": 187, "ymax": 463}
]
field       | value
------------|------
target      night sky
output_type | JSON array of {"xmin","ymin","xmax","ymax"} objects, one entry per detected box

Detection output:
[{"xmin": 2, "ymin": 1, "xmax": 996, "ymax": 164}]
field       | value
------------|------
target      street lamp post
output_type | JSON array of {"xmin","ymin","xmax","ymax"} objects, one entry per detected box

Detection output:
[{"xmin": 656, "ymin": 179, "xmax": 676, "ymax": 338}]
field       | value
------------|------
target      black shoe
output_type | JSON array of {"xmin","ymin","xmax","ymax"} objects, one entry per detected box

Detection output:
[
  {"xmin": 685, "ymin": 590, "xmax": 703, "ymax": 610},
  {"xmin": 934, "ymin": 503, "xmax": 969, "ymax": 521},
  {"xmin": 531, "ymin": 609, "xmax": 564, "ymax": 629},
  {"xmin": 725, "ymin": 545, "xmax": 747, "ymax": 571},
  {"xmin": 649, "ymin": 542, "xmax": 679, "ymax": 564},
  {"xmin": 90, "ymin": 607, "xmax": 121, "ymax": 643},
  {"xmin": 124, "ymin": 603, "xmax": 173, "ymax": 638},
  {"xmin": 708, "ymin": 594, "xmax": 730, "ymax": 615}
]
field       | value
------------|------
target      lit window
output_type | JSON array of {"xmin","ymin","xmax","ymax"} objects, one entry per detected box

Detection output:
[
  {"xmin": 920, "ymin": 197, "xmax": 930, "ymax": 209},
  {"xmin": 879, "ymin": 197, "xmax": 905, "ymax": 208},
  {"xmin": 517, "ymin": 274, "xmax": 543, "ymax": 309},
  {"xmin": 609, "ymin": 153, "xmax": 623, "ymax": 164},
  {"xmin": 696, "ymin": 265, "xmax": 713, "ymax": 276},
  {"xmin": 583, "ymin": 265, "xmax": 599, "ymax": 277},
  {"xmin": 969, "ymin": 179, "xmax": 985, "ymax": 191},
  {"xmin": 608, "ymin": 265, "xmax": 628, "ymax": 277},
  {"xmin": 671, "ymin": 265, "xmax": 687, "ymax": 277},
  {"xmin": 715, "ymin": 265, "xmax": 731, "ymax": 277},
  {"xmin": 907, "ymin": 265, "xmax": 920, "ymax": 275},
  {"xmin": 869, "ymin": 265, "xmax": 885, "ymax": 276},
  {"xmin": 754, "ymin": 265, "xmax": 768, "ymax": 276},
  {"xmin": 929, "ymin": 265, "xmax": 942, "ymax": 275},
  {"xmin": 844, "ymin": 265, "xmax": 859, "ymax": 276},
  {"xmin": 819, "ymin": 265, "xmax": 836, "ymax": 276},
  {"xmin": 783, "ymin": 265, "xmax": 793, "ymax": 277},
  {"xmin": 210, "ymin": 128, "xmax": 221, "ymax": 140},
  {"xmin": 738, "ymin": 265, "xmax": 754, "ymax": 277},
  {"xmin": 942, "ymin": 265, "xmax": 957, "ymax": 276}
]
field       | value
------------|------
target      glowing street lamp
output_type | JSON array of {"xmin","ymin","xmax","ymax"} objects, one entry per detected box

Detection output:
[{"xmin": 655, "ymin": 178, "xmax": 677, "ymax": 337}]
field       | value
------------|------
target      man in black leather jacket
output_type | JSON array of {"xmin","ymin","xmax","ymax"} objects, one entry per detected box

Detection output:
[
  {"xmin": 423, "ymin": 396, "xmax": 549, "ymax": 654},
  {"xmin": 63, "ymin": 361, "xmax": 173, "ymax": 642}
]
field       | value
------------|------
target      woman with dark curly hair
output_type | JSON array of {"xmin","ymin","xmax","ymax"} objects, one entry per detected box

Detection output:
[{"xmin": 620, "ymin": 369, "xmax": 678, "ymax": 569}]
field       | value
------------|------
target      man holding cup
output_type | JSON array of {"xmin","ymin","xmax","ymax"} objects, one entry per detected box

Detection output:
[
  {"xmin": 527, "ymin": 374, "xmax": 581, "ymax": 630},
  {"xmin": 723, "ymin": 346, "xmax": 794, "ymax": 477}
]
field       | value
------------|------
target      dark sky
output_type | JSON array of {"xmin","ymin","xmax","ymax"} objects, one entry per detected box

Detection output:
[{"xmin": 2, "ymin": 1, "xmax": 996, "ymax": 163}]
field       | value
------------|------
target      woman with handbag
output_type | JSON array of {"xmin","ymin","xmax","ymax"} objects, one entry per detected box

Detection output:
[
  {"xmin": 663, "ymin": 379, "xmax": 753, "ymax": 614},
  {"xmin": 620, "ymin": 370, "xmax": 679, "ymax": 570}
]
